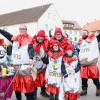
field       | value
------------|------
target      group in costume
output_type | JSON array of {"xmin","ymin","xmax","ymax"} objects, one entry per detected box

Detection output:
[{"xmin": 0, "ymin": 25, "xmax": 100, "ymax": 100}]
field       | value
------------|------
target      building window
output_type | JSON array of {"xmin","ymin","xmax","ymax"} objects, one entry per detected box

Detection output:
[
  {"xmin": 75, "ymin": 37, "xmax": 77, "ymax": 41},
  {"xmin": 63, "ymin": 23, "xmax": 74, "ymax": 28}
]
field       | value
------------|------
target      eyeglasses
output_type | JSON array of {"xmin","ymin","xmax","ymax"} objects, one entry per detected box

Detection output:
[
  {"xmin": 19, "ymin": 28, "xmax": 27, "ymax": 30},
  {"xmin": 55, "ymin": 34, "xmax": 61, "ymax": 35},
  {"xmin": 53, "ymin": 44, "xmax": 59, "ymax": 46}
]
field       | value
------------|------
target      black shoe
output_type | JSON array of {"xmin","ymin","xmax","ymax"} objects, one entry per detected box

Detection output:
[
  {"xmin": 50, "ymin": 93, "xmax": 54, "ymax": 100},
  {"xmin": 41, "ymin": 92, "xmax": 49, "ymax": 98},
  {"xmin": 96, "ymin": 88, "xmax": 100, "ymax": 96},
  {"xmin": 80, "ymin": 90, "xmax": 87, "ymax": 96},
  {"xmin": 55, "ymin": 94, "xmax": 59, "ymax": 100}
]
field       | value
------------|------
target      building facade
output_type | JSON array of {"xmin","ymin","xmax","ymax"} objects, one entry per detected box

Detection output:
[
  {"xmin": 62, "ymin": 20, "xmax": 81, "ymax": 44},
  {"xmin": 0, "ymin": 4, "xmax": 63, "ymax": 44}
]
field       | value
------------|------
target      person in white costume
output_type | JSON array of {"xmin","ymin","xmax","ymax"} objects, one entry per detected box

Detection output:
[
  {"xmin": 78, "ymin": 30, "xmax": 100, "ymax": 96},
  {"xmin": 45, "ymin": 40, "xmax": 64, "ymax": 100},
  {"xmin": 62, "ymin": 47, "xmax": 80, "ymax": 100}
]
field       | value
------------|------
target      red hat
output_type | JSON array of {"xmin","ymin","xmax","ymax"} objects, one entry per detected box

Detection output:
[
  {"xmin": 37, "ymin": 30, "xmax": 45, "ymax": 37},
  {"xmin": 54, "ymin": 28, "xmax": 62, "ymax": 35},
  {"xmin": 65, "ymin": 45, "xmax": 74, "ymax": 52},
  {"xmin": 50, "ymin": 40, "xmax": 61, "ymax": 47}
]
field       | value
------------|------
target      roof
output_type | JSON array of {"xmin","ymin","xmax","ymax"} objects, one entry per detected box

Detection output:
[
  {"xmin": 0, "ymin": 4, "xmax": 51, "ymax": 27},
  {"xmin": 62, "ymin": 20, "xmax": 81, "ymax": 30},
  {"xmin": 83, "ymin": 20, "xmax": 100, "ymax": 32}
]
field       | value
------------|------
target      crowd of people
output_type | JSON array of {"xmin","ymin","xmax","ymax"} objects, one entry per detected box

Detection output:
[{"xmin": 0, "ymin": 25, "xmax": 100, "ymax": 100}]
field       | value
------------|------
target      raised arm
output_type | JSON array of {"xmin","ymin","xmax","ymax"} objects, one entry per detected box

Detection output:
[{"xmin": 0, "ymin": 29, "xmax": 13, "ymax": 42}]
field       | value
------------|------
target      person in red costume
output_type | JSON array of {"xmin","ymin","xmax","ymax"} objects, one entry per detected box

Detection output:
[
  {"xmin": 32, "ymin": 30, "xmax": 50, "ymax": 98},
  {"xmin": 50, "ymin": 28, "xmax": 73, "ymax": 51},
  {"xmin": 45, "ymin": 40, "xmax": 64, "ymax": 100},
  {"xmin": 0, "ymin": 25, "xmax": 36, "ymax": 100},
  {"xmin": 79, "ymin": 30, "xmax": 100, "ymax": 96}
]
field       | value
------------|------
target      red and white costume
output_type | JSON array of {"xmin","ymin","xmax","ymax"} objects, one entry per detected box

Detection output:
[
  {"xmin": 63, "ymin": 56, "xmax": 80, "ymax": 100},
  {"xmin": 12, "ymin": 34, "xmax": 35, "ymax": 93},
  {"xmin": 79, "ymin": 34, "xmax": 100, "ymax": 79},
  {"xmin": 50, "ymin": 28, "xmax": 73, "ymax": 51},
  {"xmin": 33, "ymin": 30, "xmax": 49, "ymax": 87},
  {"xmin": 46, "ymin": 40, "xmax": 64, "ymax": 94}
]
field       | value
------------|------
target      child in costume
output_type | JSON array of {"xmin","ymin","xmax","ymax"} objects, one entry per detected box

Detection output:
[
  {"xmin": 45, "ymin": 40, "xmax": 64, "ymax": 100},
  {"xmin": 62, "ymin": 47, "xmax": 80, "ymax": 100}
]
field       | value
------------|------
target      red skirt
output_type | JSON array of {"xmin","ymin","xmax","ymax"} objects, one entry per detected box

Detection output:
[
  {"xmin": 35, "ymin": 71, "xmax": 46, "ymax": 88},
  {"xmin": 80, "ymin": 66, "xmax": 99, "ymax": 79},
  {"xmin": 64, "ymin": 92, "xmax": 80, "ymax": 100},
  {"xmin": 13, "ymin": 75, "xmax": 35, "ymax": 93},
  {"xmin": 46, "ymin": 85, "xmax": 59, "ymax": 94}
]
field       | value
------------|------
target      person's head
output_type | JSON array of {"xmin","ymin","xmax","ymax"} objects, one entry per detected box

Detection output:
[
  {"xmin": 81, "ymin": 30, "xmax": 89, "ymax": 39},
  {"xmin": 36, "ymin": 30, "xmax": 45, "ymax": 43},
  {"xmin": 54, "ymin": 28, "xmax": 63, "ymax": 41},
  {"xmin": 65, "ymin": 46, "xmax": 74, "ymax": 57},
  {"xmin": 50, "ymin": 40, "xmax": 60, "ymax": 52},
  {"xmin": 66, "ymin": 50, "xmax": 73, "ymax": 56},
  {"xmin": 19, "ymin": 24, "xmax": 27, "ymax": 34}
]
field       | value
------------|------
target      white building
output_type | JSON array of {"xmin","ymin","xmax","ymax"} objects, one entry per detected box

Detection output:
[
  {"xmin": 0, "ymin": 4, "xmax": 63, "ymax": 43},
  {"xmin": 62, "ymin": 20, "xmax": 81, "ymax": 44}
]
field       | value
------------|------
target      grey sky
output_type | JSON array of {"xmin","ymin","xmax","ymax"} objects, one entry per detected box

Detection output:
[{"xmin": 0, "ymin": 0, "xmax": 100, "ymax": 26}]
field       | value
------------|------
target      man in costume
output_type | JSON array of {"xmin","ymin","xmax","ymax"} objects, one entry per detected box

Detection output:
[
  {"xmin": 79, "ymin": 30, "xmax": 100, "ymax": 96},
  {"xmin": 32, "ymin": 30, "xmax": 49, "ymax": 98},
  {"xmin": 50, "ymin": 28, "xmax": 73, "ymax": 51},
  {"xmin": 0, "ymin": 25, "xmax": 36, "ymax": 100}
]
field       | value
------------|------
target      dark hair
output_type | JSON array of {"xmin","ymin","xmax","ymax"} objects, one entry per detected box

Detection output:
[{"xmin": 82, "ymin": 29, "xmax": 89, "ymax": 33}]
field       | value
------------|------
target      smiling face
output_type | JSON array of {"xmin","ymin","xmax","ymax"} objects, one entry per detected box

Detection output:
[
  {"xmin": 66, "ymin": 50, "xmax": 73, "ymax": 56},
  {"xmin": 19, "ymin": 28, "xmax": 27, "ymax": 34},
  {"xmin": 55, "ymin": 33, "xmax": 62, "ymax": 40},
  {"xmin": 52, "ymin": 44, "xmax": 59, "ymax": 52},
  {"xmin": 36, "ymin": 36, "xmax": 44, "ymax": 43}
]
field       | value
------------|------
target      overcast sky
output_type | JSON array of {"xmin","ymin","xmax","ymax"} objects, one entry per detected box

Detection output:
[{"xmin": 0, "ymin": 0, "xmax": 100, "ymax": 26}]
